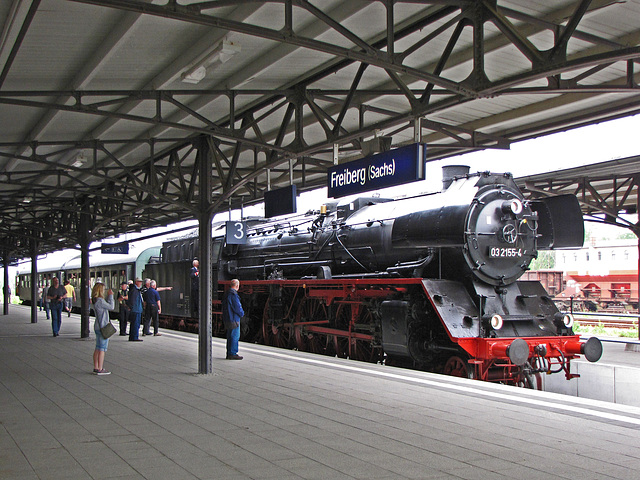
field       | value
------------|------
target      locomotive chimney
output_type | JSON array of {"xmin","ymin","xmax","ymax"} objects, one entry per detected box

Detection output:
[{"xmin": 442, "ymin": 165, "xmax": 470, "ymax": 190}]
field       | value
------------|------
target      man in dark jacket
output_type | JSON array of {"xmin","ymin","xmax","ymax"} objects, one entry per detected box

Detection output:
[
  {"xmin": 190, "ymin": 259, "xmax": 199, "ymax": 316},
  {"xmin": 222, "ymin": 279, "xmax": 244, "ymax": 360},
  {"xmin": 117, "ymin": 281, "xmax": 130, "ymax": 336},
  {"xmin": 127, "ymin": 277, "xmax": 145, "ymax": 342}
]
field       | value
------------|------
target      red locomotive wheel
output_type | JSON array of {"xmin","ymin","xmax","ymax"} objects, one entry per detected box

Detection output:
[
  {"xmin": 261, "ymin": 298, "xmax": 293, "ymax": 348},
  {"xmin": 443, "ymin": 356, "xmax": 474, "ymax": 379},
  {"xmin": 333, "ymin": 304, "xmax": 352, "ymax": 358},
  {"xmin": 261, "ymin": 299, "xmax": 273, "ymax": 346},
  {"xmin": 352, "ymin": 339, "xmax": 381, "ymax": 363},
  {"xmin": 351, "ymin": 307, "xmax": 383, "ymax": 363},
  {"xmin": 295, "ymin": 298, "xmax": 330, "ymax": 354}
]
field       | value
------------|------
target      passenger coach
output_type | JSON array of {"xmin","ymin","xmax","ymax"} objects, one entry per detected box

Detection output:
[{"xmin": 15, "ymin": 246, "xmax": 161, "ymax": 313}]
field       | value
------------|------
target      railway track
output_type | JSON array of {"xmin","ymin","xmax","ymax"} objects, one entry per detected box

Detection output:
[{"xmin": 572, "ymin": 314, "xmax": 639, "ymax": 329}]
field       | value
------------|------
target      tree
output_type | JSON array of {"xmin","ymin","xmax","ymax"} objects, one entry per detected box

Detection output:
[{"xmin": 529, "ymin": 251, "xmax": 555, "ymax": 270}]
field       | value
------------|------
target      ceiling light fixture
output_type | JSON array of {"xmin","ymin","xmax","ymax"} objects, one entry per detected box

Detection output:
[
  {"xmin": 72, "ymin": 151, "xmax": 87, "ymax": 168},
  {"xmin": 181, "ymin": 38, "xmax": 241, "ymax": 84}
]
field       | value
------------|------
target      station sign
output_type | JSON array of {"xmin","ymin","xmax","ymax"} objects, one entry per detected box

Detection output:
[
  {"xmin": 226, "ymin": 221, "xmax": 247, "ymax": 245},
  {"xmin": 264, "ymin": 185, "xmax": 297, "ymax": 218},
  {"xmin": 327, "ymin": 143, "xmax": 426, "ymax": 198},
  {"xmin": 100, "ymin": 243, "xmax": 129, "ymax": 254}
]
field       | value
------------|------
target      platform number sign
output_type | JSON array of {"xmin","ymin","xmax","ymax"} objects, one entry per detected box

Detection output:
[
  {"xmin": 101, "ymin": 243, "xmax": 129, "ymax": 254},
  {"xmin": 226, "ymin": 221, "xmax": 247, "ymax": 245}
]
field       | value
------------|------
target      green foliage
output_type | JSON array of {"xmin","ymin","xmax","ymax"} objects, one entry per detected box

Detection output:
[
  {"xmin": 573, "ymin": 322, "xmax": 638, "ymax": 339},
  {"xmin": 617, "ymin": 231, "xmax": 637, "ymax": 240},
  {"xmin": 529, "ymin": 250, "xmax": 555, "ymax": 270}
]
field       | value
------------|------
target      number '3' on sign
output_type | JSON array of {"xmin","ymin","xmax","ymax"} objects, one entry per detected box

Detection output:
[{"xmin": 226, "ymin": 221, "xmax": 247, "ymax": 244}]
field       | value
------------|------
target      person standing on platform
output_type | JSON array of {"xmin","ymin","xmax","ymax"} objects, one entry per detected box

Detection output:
[
  {"xmin": 143, "ymin": 280, "xmax": 162, "ymax": 336},
  {"xmin": 92, "ymin": 282, "xmax": 115, "ymax": 375},
  {"xmin": 47, "ymin": 277, "xmax": 67, "ymax": 337},
  {"xmin": 141, "ymin": 278, "xmax": 151, "ymax": 335},
  {"xmin": 190, "ymin": 259, "xmax": 199, "ymax": 316},
  {"xmin": 141, "ymin": 278, "xmax": 171, "ymax": 335},
  {"xmin": 127, "ymin": 277, "xmax": 144, "ymax": 342},
  {"xmin": 43, "ymin": 281, "xmax": 50, "ymax": 319},
  {"xmin": 37, "ymin": 285, "xmax": 43, "ymax": 311},
  {"xmin": 63, "ymin": 279, "xmax": 76, "ymax": 317},
  {"xmin": 222, "ymin": 279, "xmax": 244, "ymax": 360},
  {"xmin": 117, "ymin": 281, "xmax": 130, "ymax": 336}
]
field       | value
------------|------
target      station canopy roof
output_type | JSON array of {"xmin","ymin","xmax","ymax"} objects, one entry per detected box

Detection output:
[
  {"xmin": 517, "ymin": 154, "xmax": 640, "ymax": 233},
  {"xmin": 1, "ymin": 0, "xmax": 639, "ymax": 259}
]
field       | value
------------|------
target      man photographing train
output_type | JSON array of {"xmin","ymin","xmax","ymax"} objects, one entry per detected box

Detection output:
[{"xmin": 222, "ymin": 279, "xmax": 244, "ymax": 360}]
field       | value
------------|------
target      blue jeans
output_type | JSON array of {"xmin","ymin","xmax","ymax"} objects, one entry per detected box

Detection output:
[
  {"xmin": 95, "ymin": 328, "xmax": 109, "ymax": 352},
  {"xmin": 226, "ymin": 326, "xmax": 240, "ymax": 356},
  {"xmin": 129, "ymin": 312, "xmax": 142, "ymax": 340},
  {"xmin": 51, "ymin": 302, "xmax": 63, "ymax": 335}
]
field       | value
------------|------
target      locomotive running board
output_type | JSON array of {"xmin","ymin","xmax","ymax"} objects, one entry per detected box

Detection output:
[{"xmin": 421, "ymin": 279, "xmax": 481, "ymax": 339}]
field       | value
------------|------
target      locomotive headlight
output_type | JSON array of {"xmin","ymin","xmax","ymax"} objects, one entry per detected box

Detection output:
[
  {"xmin": 490, "ymin": 314, "xmax": 504, "ymax": 330},
  {"xmin": 562, "ymin": 313, "xmax": 574, "ymax": 328},
  {"xmin": 502, "ymin": 199, "xmax": 523, "ymax": 215}
]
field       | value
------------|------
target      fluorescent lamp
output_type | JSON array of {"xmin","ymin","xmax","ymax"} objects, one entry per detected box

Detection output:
[
  {"xmin": 181, "ymin": 66, "xmax": 207, "ymax": 84},
  {"xmin": 181, "ymin": 39, "xmax": 241, "ymax": 84}
]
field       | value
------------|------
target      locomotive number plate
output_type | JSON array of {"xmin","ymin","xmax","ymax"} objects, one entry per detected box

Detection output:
[{"xmin": 488, "ymin": 247, "xmax": 523, "ymax": 258}]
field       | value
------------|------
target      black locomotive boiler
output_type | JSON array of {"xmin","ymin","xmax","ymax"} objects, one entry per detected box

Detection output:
[{"xmin": 150, "ymin": 168, "xmax": 602, "ymax": 387}]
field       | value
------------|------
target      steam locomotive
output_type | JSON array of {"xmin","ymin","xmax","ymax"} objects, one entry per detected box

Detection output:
[{"xmin": 149, "ymin": 167, "xmax": 603, "ymax": 387}]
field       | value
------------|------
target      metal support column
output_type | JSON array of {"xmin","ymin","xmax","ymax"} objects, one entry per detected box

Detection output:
[
  {"xmin": 3, "ymin": 249, "xmax": 11, "ymax": 316},
  {"xmin": 79, "ymin": 205, "xmax": 91, "ymax": 338},
  {"xmin": 197, "ymin": 137, "xmax": 213, "ymax": 374},
  {"xmin": 30, "ymin": 242, "xmax": 37, "ymax": 322}
]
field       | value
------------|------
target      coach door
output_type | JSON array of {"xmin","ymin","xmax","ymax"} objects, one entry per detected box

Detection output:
[{"xmin": 212, "ymin": 237, "xmax": 223, "ymax": 300}]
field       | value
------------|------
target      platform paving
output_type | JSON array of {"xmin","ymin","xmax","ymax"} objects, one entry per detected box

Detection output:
[{"xmin": 2, "ymin": 305, "xmax": 640, "ymax": 480}]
